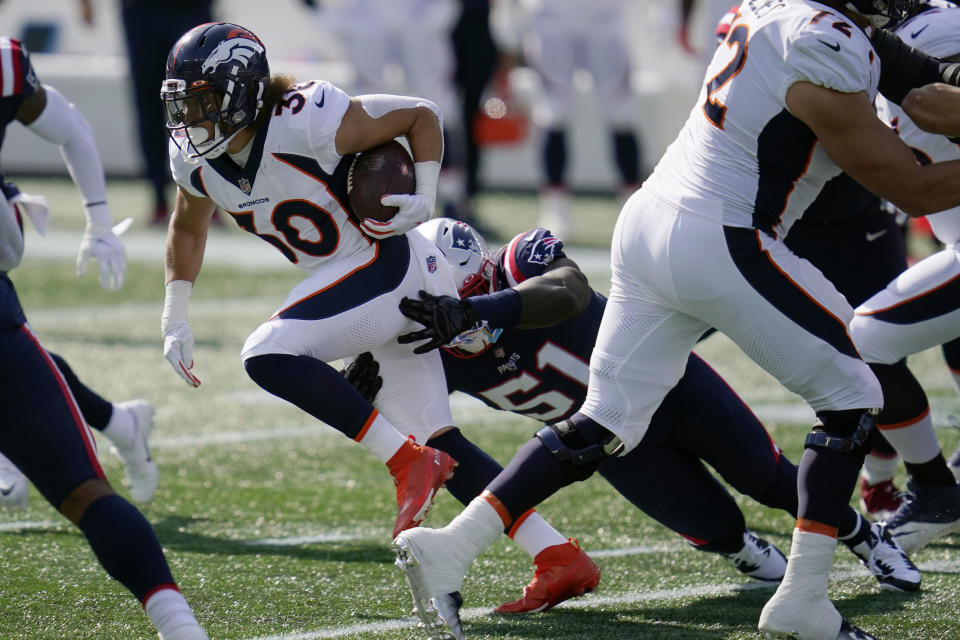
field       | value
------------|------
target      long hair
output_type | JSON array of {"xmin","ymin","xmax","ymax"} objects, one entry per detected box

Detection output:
[{"xmin": 251, "ymin": 74, "xmax": 296, "ymax": 131}]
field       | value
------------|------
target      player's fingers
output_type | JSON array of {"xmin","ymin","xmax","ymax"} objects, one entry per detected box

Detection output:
[
  {"xmin": 413, "ymin": 340, "xmax": 441, "ymax": 355},
  {"xmin": 397, "ymin": 328, "xmax": 433, "ymax": 345},
  {"xmin": 177, "ymin": 360, "xmax": 201, "ymax": 388},
  {"xmin": 379, "ymin": 194, "xmax": 410, "ymax": 207}
]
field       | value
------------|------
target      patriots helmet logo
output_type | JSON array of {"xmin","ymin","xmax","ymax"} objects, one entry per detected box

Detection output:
[
  {"xmin": 525, "ymin": 236, "xmax": 561, "ymax": 266},
  {"xmin": 202, "ymin": 37, "xmax": 265, "ymax": 74}
]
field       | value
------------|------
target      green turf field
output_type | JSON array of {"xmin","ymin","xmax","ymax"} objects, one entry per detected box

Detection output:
[{"xmin": 0, "ymin": 177, "xmax": 958, "ymax": 639}]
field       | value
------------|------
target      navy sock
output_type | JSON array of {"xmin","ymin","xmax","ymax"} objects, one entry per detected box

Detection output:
[
  {"xmin": 797, "ymin": 447, "xmax": 862, "ymax": 528},
  {"xmin": 49, "ymin": 352, "xmax": 113, "ymax": 430},
  {"xmin": 486, "ymin": 438, "xmax": 572, "ymax": 522},
  {"xmin": 612, "ymin": 130, "xmax": 640, "ymax": 185},
  {"xmin": 543, "ymin": 129, "xmax": 566, "ymax": 186},
  {"xmin": 78, "ymin": 494, "xmax": 175, "ymax": 602},
  {"xmin": 245, "ymin": 354, "xmax": 374, "ymax": 440},
  {"xmin": 427, "ymin": 428, "xmax": 503, "ymax": 506}
]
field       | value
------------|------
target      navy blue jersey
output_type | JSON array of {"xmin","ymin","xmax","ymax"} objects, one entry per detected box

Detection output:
[
  {"xmin": 442, "ymin": 228, "xmax": 598, "ymax": 423},
  {"xmin": 0, "ymin": 274, "xmax": 26, "ymax": 330},
  {"xmin": 0, "ymin": 38, "xmax": 40, "ymax": 151}
]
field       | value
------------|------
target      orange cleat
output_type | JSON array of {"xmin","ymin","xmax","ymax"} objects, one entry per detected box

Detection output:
[
  {"xmin": 388, "ymin": 441, "xmax": 456, "ymax": 538},
  {"xmin": 495, "ymin": 539, "xmax": 600, "ymax": 614}
]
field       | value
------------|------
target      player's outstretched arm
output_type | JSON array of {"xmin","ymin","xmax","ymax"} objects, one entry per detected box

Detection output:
[
  {"xmin": 161, "ymin": 187, "xmax": 216, "ymax": 388},
  {"xmin": 18, "ymin": 85, "xmax": 127, "ymax": 290},
  {"xmin": 786, "ymin": 81, "xmax": 960, "ymax": 216}
]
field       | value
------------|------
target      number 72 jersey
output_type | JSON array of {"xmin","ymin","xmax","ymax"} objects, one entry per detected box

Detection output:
[
  {"xmin": 644, "ymin": 0, "xmax": 880, "ymax": 240},
  {"xmin": 169, "ymin": 80, "xmax": 374, "ymax": 273}
]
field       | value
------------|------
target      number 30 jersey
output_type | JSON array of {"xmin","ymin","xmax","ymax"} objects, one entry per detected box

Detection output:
[
  {"xmin": 644, "ymin": 0, "xmax": 879, "ymax": 239},
  {"xmin": 170, "ymin": 80, "xmax": 373, "ymax": 273}
]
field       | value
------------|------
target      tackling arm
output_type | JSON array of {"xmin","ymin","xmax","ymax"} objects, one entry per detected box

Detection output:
[{"xmin": 786, "ymin": 81, "xmax": 960, "ymax": 216}]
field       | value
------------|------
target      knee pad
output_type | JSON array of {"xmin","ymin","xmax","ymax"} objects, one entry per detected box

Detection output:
[
  {"xmin": 804, "ymin": 409, "xmax": 876, "ymax": 456},
  {"xmin": 535, "ymin": 419, "xmax": 624, "ymax": 481}
]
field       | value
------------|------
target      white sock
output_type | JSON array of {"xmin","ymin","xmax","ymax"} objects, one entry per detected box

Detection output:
[
  {"xmin": 779, "ymin": 528, "xmax": 837, "ymax": 597},
  {"xmin": 144, "ymin": 588, "xmax": 201, "ymax": 637},
  {"xmin": 101, "ymin": 403, "xmax": 134, "ymax": 447},
  {"xmin": 510, "ymin": 511, "xmax": 568, "ymax": 559},
  {"xmin": 878, "ymin": 410, "xmax": 942, "ymax": 464},
  {"xmin": 445, "ymin": 496, "xmax": 506, "ymax": 564},
  {"xmin": 861, "ymin": 452, "xmax": 899, "ymax": 485},
  {"xmin": 358, "ymin": 413, "xmax": 409, "ymax": 463}
]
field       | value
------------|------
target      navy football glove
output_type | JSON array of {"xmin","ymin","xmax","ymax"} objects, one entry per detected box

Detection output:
[
  {"xmin": 398, "ymin": 290, "xmax": 481, "ymax": 354},
  {"xmin": 341, "ymin": 351, "xmax": 382, "ymax": 404}
]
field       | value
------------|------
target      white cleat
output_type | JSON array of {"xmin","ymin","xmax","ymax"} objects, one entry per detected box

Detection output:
[
  {"xmin": 759, "ymin": 589, "xmax": 843, "ymax": 640},
  {"xmin": 109, "ymin": 400, "xmax": 158, "ymax": 504},
  {"xmin": 847, "ymin": 521, "xmax": 920, "ymax": 592},
  {"xmin": 884, "ymin": 481, "xmax": 960, "ymax": 554},
  {"xmin": 392, "ymin": 528, "xmax": 468, "ymax": 640},
  {"xmin": 723, "ymin": 530, "xmax": 787, "ymax": 582},
  {"xmin": 0, "ymin": 452, "xmax": 28, "ymax": 511}
]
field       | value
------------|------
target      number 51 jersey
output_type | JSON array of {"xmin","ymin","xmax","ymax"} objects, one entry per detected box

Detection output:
[
  {"xmin": 644, "ymin": 0, "xmax": 880, "ymax": 240},
  {"xmin": 170, "ymin": 80, "xmax": 373, "ymax": 273}
]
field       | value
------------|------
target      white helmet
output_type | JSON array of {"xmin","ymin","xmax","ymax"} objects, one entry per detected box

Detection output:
[{"xmin": 414, "ymin": 217, "xmax": 494, "ymax": 297}]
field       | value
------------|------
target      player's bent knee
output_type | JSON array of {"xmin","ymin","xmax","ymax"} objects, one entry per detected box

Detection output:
[
  {"xmin": 535, "ymin": 419, "xmax": 625, "ymax": 482},
  {"xmin": 804, "ymin": 409, "xmax": 877, "ymax": 456},
  {"xmin": 59, "ymin": 478, "xmax": 115, "ymax": 527}
]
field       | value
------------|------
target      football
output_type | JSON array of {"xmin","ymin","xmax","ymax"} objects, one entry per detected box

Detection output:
[{"xmin": 347, "ymin": 140, "xmax": 417, "ymax": 223}]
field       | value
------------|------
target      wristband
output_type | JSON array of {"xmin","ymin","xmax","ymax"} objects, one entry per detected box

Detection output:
[
  {"xmin": 414, "ymin": 160, "xmax": 440, "ymax": 204},
  {"xmin": 466, "ymin": 288, "xmax": 522, "ymax": 329},
  {"xmin": 162, "ymin": 279, "xmax": 193, "ymax": 327}
]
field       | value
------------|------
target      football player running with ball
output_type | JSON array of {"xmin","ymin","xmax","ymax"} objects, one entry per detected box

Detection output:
[
  {"xmin": 389, "ymin": 0, "xmax": 960, "ymax": 638},
  {"xmin": 159, "ymin": 22, "xmax": 465, "ymax": 546}
]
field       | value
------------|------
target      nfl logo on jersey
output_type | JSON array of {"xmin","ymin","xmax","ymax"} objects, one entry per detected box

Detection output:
[{"xmin": 426, "ymin": 255, "xmax": 438, "ymax": 273}]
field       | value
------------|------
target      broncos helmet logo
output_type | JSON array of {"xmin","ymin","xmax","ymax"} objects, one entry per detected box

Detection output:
[{"xmin": 202, "ymin": 37, "xmax": 264, "ymax": 74}]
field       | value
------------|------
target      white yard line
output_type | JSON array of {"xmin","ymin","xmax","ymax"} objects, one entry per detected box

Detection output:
[{"xmin": 233, "ymin": 558, "xmax": 960, "ymax": 640}]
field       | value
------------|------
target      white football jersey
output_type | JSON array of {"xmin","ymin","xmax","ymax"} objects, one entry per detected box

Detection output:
[
  {"xmin": 170, "ymin": 80, "xmax": 374, "ymax": 273},
  {"xmin": 644, "ymin": 0, "xmax": 880, "ymax": 239},
  {"xmin": 876, "ymin": 2, "xmax": 960, "ymax": 244}
]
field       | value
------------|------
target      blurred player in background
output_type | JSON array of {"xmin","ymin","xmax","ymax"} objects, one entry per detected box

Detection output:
[
  {"xmin": 387, "ymin": 0, "xmax": 960, "ymax": 637},
  {"xmin": 0, "ymin": 36, "xmax": 156, "ymax": 509},
  {"xmin": 0, "ymin": 35, "xmax": 207, "ymax": 640},
  {"xmin": 517, "ymin": 0, "xmax": 642, "ymax": 239},
  {"xmin": 78, "ymin": 0, "xmax": 215, "ymax": 226},
  {"xmin": 309, "ymin": 0, "xmax": 481, "ymax": 226}
]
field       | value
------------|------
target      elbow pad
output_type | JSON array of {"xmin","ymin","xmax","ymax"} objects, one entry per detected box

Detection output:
[{"xmin": 871, "ymin": 28, "xmax": 943, "ymax": 105}]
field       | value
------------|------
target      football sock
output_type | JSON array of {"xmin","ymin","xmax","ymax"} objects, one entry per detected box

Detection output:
[
  {"xmin": 780, "ymin": 527, "xmax": 837, "ymax": 597},
  {"xmin": 509, "ymin": 509, "xmax": 568, "ymax": 558},
  {"xmin": 543, "ymin": 129, "xmax": 566, "ymax": 185},
  {"xmin": 101, "ymin": 403, "xmax": 135, "ymax": 448},
  {"xmin": 426, "ymin": 429, "xmax": 565, "ymax": 557},
  {"xmin": 861, "ymin": 451, "xmax": 899, "ymax": 486},
  {"xmin": 837, "ymin": 511, "xmax": 870, "ymax": 549},
  {"xmin": 362, "ymin": 413, "xmax": 409, "ymax": 464},
  {"xmin": 144, "ymin": 587, "xmax": 203, "ymax": 638},
  {"xmin": 244, "ymin": 354, "xmax": 404, "ymax": 457},
  {"xmin": 78, "ymin": 494, "xmax": 175, "ymax": 601},
  {"xmin": 612, "ymin": 130, "xmax": 640, "ymax": 185},
  {"xmin": 439, "ymin": 495, "xmax": 506, "ymax": 584},
  {"xmin": 48, "ymin": 351, "xmax": 113, "ymax": 429},
  {"xmin": 796, "ymin": 447, "xmax": 862, "ymax": 529},
  {"xmin": 486, "ymin": 437, "xmax": 574, "ymax": 522},
  {"xmin": 905, "ymin": 453, "xmax": 958, "ymax": 488}
]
